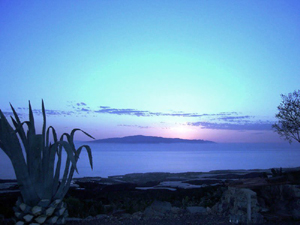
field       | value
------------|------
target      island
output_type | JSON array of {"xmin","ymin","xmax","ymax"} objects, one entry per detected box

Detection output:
[{"xmin": 93, "ymin": 135, "xmax": 215, "ymax": 144}]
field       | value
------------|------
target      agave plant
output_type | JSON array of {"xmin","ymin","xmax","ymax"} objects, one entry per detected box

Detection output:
[{"xmin": 0, "ymin": 101, "xmax": 93, "ymax": 224}]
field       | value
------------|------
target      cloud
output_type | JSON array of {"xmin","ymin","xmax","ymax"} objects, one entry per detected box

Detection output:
[
  {"xmin": 118, "ymin": 124, "xmax": 152, "ymax": 129},
  {"xmin": 217, "ymin": 116, "xmax": 254, "ymax": 122},
  {"xmin": 77, "ymin": 102, "xmax": 87, "ymax": 106},
  {"xmin": 1, "ymin": 111, "xmax": 15, "ymax": 117},
  {"xmin": 32, "ymin": 109, "xmax": 74, "ymax": 116},
  {"xmin": 3, "ymin": 102, "xmax": 267, "ymax": 132},
  {"xmin": 80, "ymin": 108, "xmax": 91, "ymax": 112},
  {"xmin": 2, "ymin": 108, "xmax": 75, "ymax": 118},
  {"xmin": 252, "ymin": 132, "xmax": 267, "ymax": 135},
  {"xmin": 188, "ymin": 121, "xmax": 273, "ymax": 131},
  {"xmin": 95, "ymin": 107, "xmax": 150, "ymax": 117},
  {"xmin": 92, "ymin": 105, "xmax": 239, "ymax": 118}
]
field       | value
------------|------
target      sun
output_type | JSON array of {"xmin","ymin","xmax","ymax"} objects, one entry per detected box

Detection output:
[{"xmin": 169, "ymin": 124, "xmax": 197, "ymax": 140}]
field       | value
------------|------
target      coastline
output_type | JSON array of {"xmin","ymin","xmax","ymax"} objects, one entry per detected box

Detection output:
[
  {"xmin": 1, "ymin": 167, "xmax": 300, "ymax": 224},
  {"xmin": 1, "ymin": 167, "xmax": 299, "ymax": 193}
]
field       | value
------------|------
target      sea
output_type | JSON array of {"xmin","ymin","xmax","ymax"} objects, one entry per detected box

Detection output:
[{"xmin": 0, "ymin": 142, "xmax": 300, "ymax": 179}]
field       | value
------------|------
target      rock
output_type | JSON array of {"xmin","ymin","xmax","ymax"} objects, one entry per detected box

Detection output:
[
  {"xmin": 143, "ymin": 200, "xmax": 172, "ymax": 219},
  {"xmin": 66, "ymin": 217, "xmax": 83, "ymax": 222},
  {"xmin": 206, "ymin": 207, "xmax": 212, "ymax": 214},
  {"xmin": 46, "ymin": 215, "xmax": 58, "ymax": 223},
  {"xmin": 120, "ymin": 213, "xmax": 131, "ymax": 219},
  {"xmin": 183, "ymin": 179, "xmax": 222, "ymax": 186},
  {"xmin": 171, "ymin": 206, "xmax": 182, "ymax": 214},
  {"xmin": 31, "ymin": 206, "xmax": 42, "ymax": 216},
  {"xmin": 132, "ymin": 211, "xmax": 143, "ymax": 220},
  {"xmin": 292, "ymin": 201, "xmax": 300, "ymax": 220},
  {"xmin": 14, "ymin": 212, "xmax": 21, "ymax": 218},
  {"xmin": 23, "ymin": 214, "xmax": 33, "ymax": 222},
  {"xmin": 45, "ymin": 207, "xmax": 55, "ymax": 216},
  {"xmin": 137, "ymin": 181, "xmax": 161, "ymax": 187},
  {"xmin": 102, "ymin": 183, "xmax": 137, "ymax": 192},
  {"xmin": 34, "ymin": 215, "xmax": 47, "ymax": 223},
  {"xmin": 112, "ymin": 209, "xmax": 127, "ymax": 216},
  {"xmin": 213, "ymin": 187, "xmax": 264, "ymax": 224},
  {"xmin": 186, "ymin": 206, "xmax": 207, "ymax": 214},
  {"xmin": 85, "ymin": 216, "xmax": 94, "ymax": 220},
  {"xmin": 53, "ymin": 199, "xmax": 61, "ymax": 205},
  {"xmin": 38, "ymin": 199, "xmax": 51, "ymax": 208},
  {"xmin": 258, "ymin": 184, "xmax": 300, "ymax": 221},
  {"xmin": 286, "ymin": 185, "xmax": 300, "ymax": 220},
  {"xmin": 96, "ymin": 214, "xmax": 108, "ymax": 219},
  {"xmin": 58, "ymin": 207, "xmax": 66, "ymax": 216},
  {"xmin": 288, "ymin": 184, "xmax": 300, "ymax": 197},
  {"xmin": 19, "ymin": 203, "xmax": 27, "ymax": 212},
  {"xmin": 286, "ymin": 170, "xmax": 300, "ymax": 183}
]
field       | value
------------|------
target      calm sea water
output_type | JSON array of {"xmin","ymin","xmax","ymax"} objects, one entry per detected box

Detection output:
[{"xmin": 0, "ymin": 143, "xmax": 300, "ymax": 179}]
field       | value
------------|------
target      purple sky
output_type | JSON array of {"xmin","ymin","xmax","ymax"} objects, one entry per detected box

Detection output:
[{"xmin": 1, "ymin": 1, "xmax": 300, "ymax": 143}]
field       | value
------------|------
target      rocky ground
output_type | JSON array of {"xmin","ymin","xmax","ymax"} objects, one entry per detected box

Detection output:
[
  {"xmin": 66, "ymin": 213, "xmax": 233, "ymax": 225},
  {"xmin": 1, "ymin": 168, "xmax": 300, "ymax": 224}
]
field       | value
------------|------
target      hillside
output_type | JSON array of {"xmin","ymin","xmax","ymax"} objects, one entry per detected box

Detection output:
[{"xmin": 93, "ymin": 135, "xmax": 214, "ymax": 144}]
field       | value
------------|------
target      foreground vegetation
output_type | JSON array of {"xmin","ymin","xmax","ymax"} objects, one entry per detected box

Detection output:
[{"xmin": 0, "ymin": 101, "xmax": 93, "ymax": 224}]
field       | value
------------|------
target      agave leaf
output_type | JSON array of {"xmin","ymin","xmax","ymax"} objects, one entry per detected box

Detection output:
[
  {"xmin": 61, "ymin": 133, "xmax": 72, "ymax": 144},
  {"xmin": 26, "ymin": 102, "xmax": 38, "ymax": 180},
  {"xmin": 10, "ymin": 117, "xmax": 19, "ymax": 133},
  {"xmin": 27, "ymin": 132, "xmax": 39, "ymax": 178},
  {"xmin": 28, "ymin": 101, "xmax": 36, "ymax": 135},
  {"xmin": 52, "ymin": 144, "xmax": 63, "ymax": 196},
  {"xmin": 61, "ymin": 155, "xmax": 71, "ymax": 185},
  {"xmin": 60, "ymin": 133, "xmax": 77, "ymax": 155},
  {"xmin": 46, "ymin": 126, "xmax": 58, "ymax": 148},
  {"xmin": 0, "ymin": 110, "xmax": 23, "ymax": 157},
  {"xmin": 61, "ymin": 145, "xmax": 93, "ymax": 197},
  {"xmin": 9, "ymin": 103, "xmax": 22, "ymax": 124},
  {"xmin": 43, "ymin": 143, "xmax": 57, "ymax": 199},
  {"xmin": 54, "ymin": 158, "xmax": 71, "ymax": 199},
  {"xmin": 43, "ymin": 140, "xmax": 74, "ymax": 199},
  {"xmin": 57, "ymin": 140, "xmax": 77, "ymax": 172},
  {"xmin": 54, "ymin": 151, "xmax": 72, "ymax": 199},
  {"xmin": 0, "ymin": 110, "xmax": 11, "ymax": 156},
  {"xmin": 41, "ymin": 100, "xmax": 47, "ymax": 154},
  {"xmin": 58, "ymin": 133, "xmax": 74, "ymax": 190},
  {"xmin": 1, "ymin": 101, "xmax": 94, "ymax": 206},
  {"xmin": 42, "ymin": 100, "xmax": 46, "ymax": 138},
  {"xmin": 0, "ymin": 140, "xmax": 4, "ymax": 152},
  {"xmin": 41, "ymin": 100, "xmax": 48, "ymax": 187},
  {"xmin": 0, "ymin": 109, "xmax": 38, "ymax": 205},
  {"xmin": 10, "ymin": 103, "xmax": 28, "ymax": 149},
  {"xmin": 28, "ymin": 134, "xmax": 44, "ymax": 199},
  {"xmin": 10, "ymin": 118, "xmax": 30, "ymax": 154},
  {"xmin": 54, "ymin": 134, "xmax": 80, "ymax": 199},
  {"xmin": 43, "ymin": 126, "xmax": 58, "ymax": 189},
  {"xmin": 71, "ymin": 128, "xmax": 95, "ymax": 140},
  {"xmin": 55, "ymin": 129, "xmax": 94, "ymax": 198},
  {"xmin": 61, "ymin": 163, "xmax": 76, "ymax": 197},
  {"xmin": 77, "ymin": 145, "xmax": 93, "ymax": 169},
  {"xmin": 2, "ymin": 112, "xmax": 31, "ymax": 157}
]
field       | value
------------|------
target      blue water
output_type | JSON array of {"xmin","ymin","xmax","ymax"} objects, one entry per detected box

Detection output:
[{"xmin": 0, "ymin": 143, "xmax": 299, "ymax": 179}]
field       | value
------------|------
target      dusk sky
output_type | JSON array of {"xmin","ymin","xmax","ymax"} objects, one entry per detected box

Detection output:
[{"xmin": 1, "ymin": 1, "xmax": 300, "ymax": 143}]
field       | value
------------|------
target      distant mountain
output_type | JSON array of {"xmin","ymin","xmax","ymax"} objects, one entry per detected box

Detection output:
[{"xmin": 93, "ymin": 135, "xmax": 215, "ymax": 144}]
